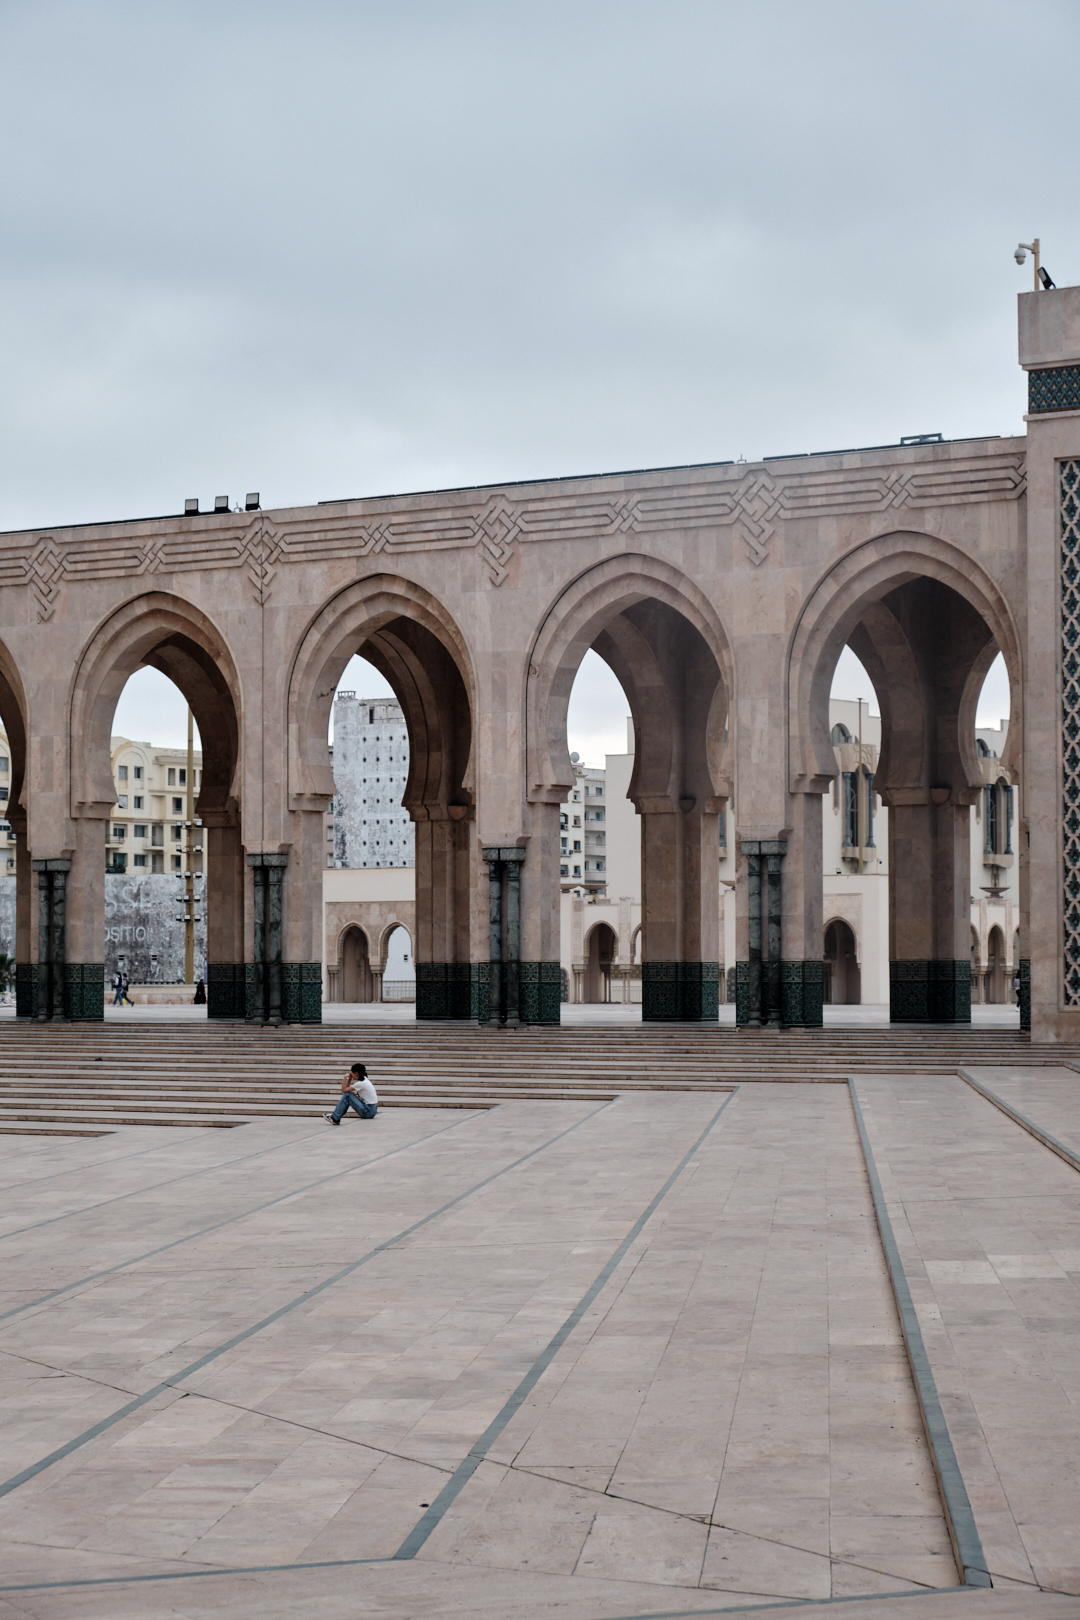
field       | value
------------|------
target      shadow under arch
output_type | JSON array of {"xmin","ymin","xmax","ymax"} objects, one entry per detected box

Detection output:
[
  {"xmin": 65, "ymin": 592, "xmax": 245, "ymax": 1021},
  {"xmin": 527, "ymin": 554, "xmax": 735, "ymax": 1022},
  {"xmin": 787, "ymin": 531, "xmax": 1023, "ymax": 1026},
  {"xmin": 287, "ymin": 575, "xmax": 478, "ymax": 1021}
]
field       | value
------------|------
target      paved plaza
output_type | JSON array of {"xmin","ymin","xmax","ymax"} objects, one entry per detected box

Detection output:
[{"xmin": 0, "ymin": 1055, "xmax": 1079, "ymax": 1618}]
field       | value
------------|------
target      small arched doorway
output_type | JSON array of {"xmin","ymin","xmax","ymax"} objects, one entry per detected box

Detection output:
[
  {"xmin": 986, "ymin": 926, "xmax": 1006, "ymax": 1004},
  {"xmin": 584, "ymin": 923, "xmax": 616, "ymax": 1003},
  {"xmin": 341, "ymin": 927, "xmax": 373, "ymax": 1002},
  {"xmin": 824, "ymin": 920, "xmax": 861, "ymax": 1005}
]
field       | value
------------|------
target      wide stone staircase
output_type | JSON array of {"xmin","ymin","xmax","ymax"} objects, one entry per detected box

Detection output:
[{"xmin": 0, "ymin": 1021, "xmax": 1067, "ymax": 1137}]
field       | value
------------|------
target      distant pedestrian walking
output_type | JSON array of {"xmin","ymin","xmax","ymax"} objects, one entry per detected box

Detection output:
[
  {"xmin": 324, "ymin": 1062, "xmax": 378, "ymax": 1125},
  {"xmin": 111, "ymin": 970, "xmax": 124, "ymax": 1006},
  {"xmin": 193, "ymin": 977, "xmax": 206, "ymax": 1005},
  {"xmin": 121, "ymin": 973, "xmax": 134, "ymax": 1007}
]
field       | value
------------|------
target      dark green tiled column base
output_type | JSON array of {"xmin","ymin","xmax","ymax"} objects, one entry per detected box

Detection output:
[
  {"xmin": 781, "ymin": 960, "xmax": 824, "ymax": 1027},
  {"xmin": 519, "ymin": 961, "xmax": 562, "ymax": 1025},
  {"xmin": 1019, "ymin": 957, "xmax": 1030, "ymax": 1031},
  {"xmin": 15, "ymin": 963, "xmax": 37, "ymax": 1019},
  {"xmin": 735, "ymin": 961, "xmax": 750, "ymax": 1026},
  {"xmin": 416, "ymin": 963, "xmax": 487, "ymax": 1022},
  {"xmin": 642, "ymin": 962, "xmax": 720, "ymax": 1021},
  {"xmin": 244, "ymin": 962, "xmax": 260, "ymax": 1022},
  {"xmin": 281, "ymin": 963, "xmax": 322, "ymax": 1024},
  {"xmin": 890, "ymin": 960, "xmax": 971, "ymax": 1023},
  {"xmin": 65, "ymin": 963, "xmax": 104, "ymax": 1021},
  {"xmin": 208, "ymin": 963, "xmax": 246, "ymax": 1019}
]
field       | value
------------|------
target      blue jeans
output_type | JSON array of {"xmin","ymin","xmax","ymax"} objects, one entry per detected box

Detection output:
[
  {"xmin": 331, "ymin": 1093, "xmax": 377, "ymax": 1121},
  {"xmin": 112, "ymin": 986, "xmax": 123, "ymax": 1005}
]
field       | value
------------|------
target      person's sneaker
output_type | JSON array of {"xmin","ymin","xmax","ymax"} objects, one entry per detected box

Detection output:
[{"xmin": 323, "ymin": 1113, "xmax": 340, "ymax": 1126}]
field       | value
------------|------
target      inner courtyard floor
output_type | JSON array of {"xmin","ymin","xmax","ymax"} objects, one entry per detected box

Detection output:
[{"xmin": 0, "ymin": 1063, "xmax": 1078, "ymax": 1618}]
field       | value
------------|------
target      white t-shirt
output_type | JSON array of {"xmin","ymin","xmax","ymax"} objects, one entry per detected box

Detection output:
[{"xmin": 350, "ymin": 1075, "xmax": 378, "ymax": 1105}]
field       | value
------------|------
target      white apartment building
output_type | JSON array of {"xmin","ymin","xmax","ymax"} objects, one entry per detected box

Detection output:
[
  {"xmin": 331, "ymin": 694, "xmax": 414, "ymax": 869},
  {"xmin": 560, "ymin": 758, "xmax": 607, "ymax": 891},
  {"xmin": 107, "ymin": 738, "xmax": 205, "ymax": 874}
]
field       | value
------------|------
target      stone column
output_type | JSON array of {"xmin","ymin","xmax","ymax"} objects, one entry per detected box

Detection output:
[
  {"xmin": 736, "ymin": 839, "xmax": 787, "ymax": 1027},
  {"xmin": 203, "ymin": 811, "xmax": 245, "ymax": 1018},
  {"xmin": 777, "ymin": 792, "xmax": 825, "ymax": 1027},
  {"xmin": 246, "ymin": 852, "xmax": 290, "ymax": 1024},
  {"xmin": 887, "ymin": 796, "xmax": 972, "ymax": 1022},
  {"xmin": 32, "ymin": 858, "xmax": 70, "ymax": 1021},
  {"xmin": 10, "ymin": 813, "xmax": 33, "ymax": 1016},
  {"xmin": 413, "ymin": 811, "xmax": 479, "ymax": 1021},
  {"xmin": 62, "ymin": 818, "xmax": 107, "ymax": 1019},
  {"xmin": 372, "ymin": 966, "xmax": 385, "ymax": 1003},
  {"xmin": 639, "ymin": 802, "xmax": 721, "ymax": 1021},
  {"xmin": 481, "ymin": 846, "xmax": 527, "ymax": 1026}
]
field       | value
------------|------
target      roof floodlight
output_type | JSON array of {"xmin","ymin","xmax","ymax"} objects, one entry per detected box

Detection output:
[
  {"xmin": 214, "ymin": 495, "xmax": 229, "ymax": 513},
  {"xmin": 184, "ymin": 498, "xmax": 199, "ymax": 515},
  {"xmin": 245, "ymin": 492, "xmax": 260, "ymax": 511}
]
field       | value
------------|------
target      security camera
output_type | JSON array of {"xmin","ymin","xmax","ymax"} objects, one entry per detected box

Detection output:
[{"xmin": 1014, "ymin": 246, "xmax": 1027, "ymax": 265}]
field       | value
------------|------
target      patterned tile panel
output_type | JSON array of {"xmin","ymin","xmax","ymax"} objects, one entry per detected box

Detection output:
[
  {"xmin": 1030, "ymin": 368, "xmax": 1080, "ymax": 414},
  {"xmin": 1063, "ymin": 460, "xmax": 1080, "ymax": 1006}
]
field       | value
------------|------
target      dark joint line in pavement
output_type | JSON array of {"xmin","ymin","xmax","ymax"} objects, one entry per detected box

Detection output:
[
  {"xmin": 957, "ymin": 1068, "xmax": 1080, "ymax": 1175},
  {"xmin": 392, "ymin": 1089, "xmax": 739, "ymax": 1561},
  {"xmin": 0, "ymin": 1110, "xmax": 483, "ymax": 1326},
  {"xmin": 0, "ymin": 1100, "xmax": 614, "ymax": 1503},
  {"xmin": 847, "ymin": 1078, "xmax": 991, "ymax": 1590}
]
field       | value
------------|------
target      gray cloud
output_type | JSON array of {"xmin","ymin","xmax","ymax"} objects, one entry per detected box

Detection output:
[{"xmin": 1, "ymin": 0, "xmax": 1071, "ymax": 532}]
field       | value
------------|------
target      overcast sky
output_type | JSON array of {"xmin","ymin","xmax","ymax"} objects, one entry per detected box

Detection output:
[{"xmin": 13, "ymin": 1, "xmax": 1052, "ymax": 752}]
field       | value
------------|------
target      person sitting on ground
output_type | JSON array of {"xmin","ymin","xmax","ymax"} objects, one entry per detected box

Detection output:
[{"xmin": 324, "ymin": 1062, "xmax": 378, "ymax": 1126}]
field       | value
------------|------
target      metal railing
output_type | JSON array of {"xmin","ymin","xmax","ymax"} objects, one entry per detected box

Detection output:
[{"xmin": 381, "ymin": 980, "xmax": 416, "ymax": 1002}]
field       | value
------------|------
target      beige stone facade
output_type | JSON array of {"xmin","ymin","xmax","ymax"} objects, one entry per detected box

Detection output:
[{"xmin": 3, "ymin": 288, "xmax": 1078, "ymax": 1033}]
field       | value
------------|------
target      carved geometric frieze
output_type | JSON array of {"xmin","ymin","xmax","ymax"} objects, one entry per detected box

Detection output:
[{"xmin": 0, "ymin": 448, "xmax": 1028, "ymax": 607}]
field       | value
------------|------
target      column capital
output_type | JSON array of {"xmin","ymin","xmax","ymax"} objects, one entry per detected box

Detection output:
[{"xmin": 482, "ymin": 845, "xmax": 526, "ymax": 864}]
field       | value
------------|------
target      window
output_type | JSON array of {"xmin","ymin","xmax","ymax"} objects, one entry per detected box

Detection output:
[
  {"xmin": 0, "ymin": 757, "xmax": 7, "ymax": 774},
  {"xmin": 151, "ymin": 825, "xmax": 163, "ymax": 846},
  {"xmin": 133, "ymin": 796, "xmax": 143, "ymax": 809},
  {"xmin": 172, "ymin": 825, "xmax": 182, "ymax": 841},
  {"xmin": 560, "ymin": 813, "xmax": 568, "ymax": 829},
  {"xmin": 133, "ymin": 853, "xmax": 147, "ymax": 868},
  {"xmin": 560, "ymin": 837, "xmax": 568, "ymax": 852},
  {"xmin": 0, "ymin": 788, "xmax": 7, "ymax": 803},
  {"xmin": 133, "ymin": 767, "xmax": 143, "ymax": 780},
  {"xmin": 831, "ymin": 723, "xmax": 852, "ymax": 745},
  {"xmin": 572, "ymin": 816, "xmax": 581, "ymax": 827},
  {"xmin": 172, "ymin": 854, "xmax": 182, "ymax": 869},
  {"xmin": 133, "ymin": 824, "xmax": 148, "ymax": 838},
  {"xmin": 178, "ymin": 768, "xmax": 186, "ymax": 785},
  {"xmin": 167, "ymin": 768, "xmax": 176, "ymax": 785},
  {"xmin": 112, "ymin": 825, "xmax": 125, "ymax": 839},
  {"xmin": 573, "ymin": 865, "xmax": 581, "ymax": 877},
  {"xmin": 843, "ymin": 772, "xmax": 857, "ymax": 847},
  {"xmin": 573, "ymin": 839, "xmax": 581, "ymax": 852},
  {"xmin": 173, "ymin": 797, "xmax": 183, "ymax": 814},
  {"xmin": 117, "ymin": 765, "xmax": 128, "ymax": 781},
  {"xmin": 560, "ymin": 864, "xmax": 569, "ymax": 877},
  {"xmin": 117, "ymin": 794, "xmax": 128, "ymax": 809}
]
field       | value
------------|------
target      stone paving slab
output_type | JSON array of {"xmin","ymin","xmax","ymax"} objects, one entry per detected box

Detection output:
[{"xmin": 0, "ymin": 1077, "xmax": 1075, "ymax": 1616}]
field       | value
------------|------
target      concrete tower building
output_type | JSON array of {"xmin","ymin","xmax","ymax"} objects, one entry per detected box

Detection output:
[{"xmin": 331, "ymin": 693, "xmax": 414, "ymax": 869}]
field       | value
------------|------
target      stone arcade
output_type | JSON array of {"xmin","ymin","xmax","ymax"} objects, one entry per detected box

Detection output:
[{"xmin": 2, "ymin": 290, "xmax": 1078, "ymax": 1037}]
